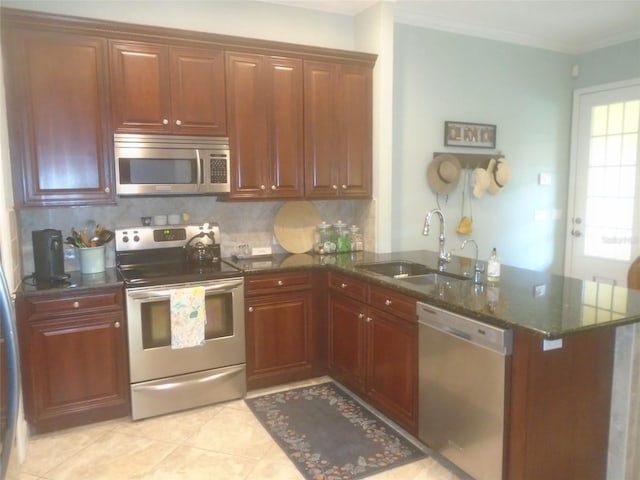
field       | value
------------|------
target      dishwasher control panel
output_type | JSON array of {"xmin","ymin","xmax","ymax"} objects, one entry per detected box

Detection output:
[{"xmin": 416, "ymin": 302, "xmax": 512, "ymax": 355}]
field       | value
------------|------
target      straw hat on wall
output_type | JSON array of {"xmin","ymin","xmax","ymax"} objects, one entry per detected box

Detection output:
[
  {"xmin": 427, "ymin": 154, "xmax": 462, "ymax": 194},
  {"xmin": 487, "ymin": 157, "xmax": 511, "ymax": 194}
]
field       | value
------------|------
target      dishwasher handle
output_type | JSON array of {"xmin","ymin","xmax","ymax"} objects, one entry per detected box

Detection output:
[{"xmin": 417, "ymin": 301, "xmax": 513, "ymax": 356}]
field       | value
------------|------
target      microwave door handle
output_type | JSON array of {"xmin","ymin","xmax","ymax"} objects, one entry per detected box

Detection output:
[{"xmin": 195, "ymin": 149, "xmax": 203, "ymax": 188}]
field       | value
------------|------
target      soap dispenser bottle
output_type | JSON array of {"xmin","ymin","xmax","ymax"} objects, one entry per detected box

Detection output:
[{"xmin": 487, "ymin": 247, "xmax": 501, "ymax": 283}]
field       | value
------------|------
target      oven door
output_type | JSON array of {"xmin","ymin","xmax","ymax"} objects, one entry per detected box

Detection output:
[{"xmin": 126, "ymin": 278, "xmax": 245, "ymax": 384}]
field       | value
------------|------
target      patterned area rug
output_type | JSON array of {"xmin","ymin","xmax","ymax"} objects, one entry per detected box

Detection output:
[{"xmin": 246, "ymin": 382, "xmax": 427, "ymax": 480}]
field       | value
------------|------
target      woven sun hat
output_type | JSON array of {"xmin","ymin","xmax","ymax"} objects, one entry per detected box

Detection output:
[
  {"xmin": 487, "ymin": 157, "xmax": 511, "ymax": 195},
  {"xmin": 472, "ymin": 166, "xmax": 491, "ymax": 198},
  {"xmin": 427, "ymin": 154, "xmax": 462, "ymax": 194}
]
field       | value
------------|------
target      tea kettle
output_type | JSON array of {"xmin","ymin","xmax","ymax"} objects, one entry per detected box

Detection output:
[{"xmin": 184, "ymin": 231, "xmax": 219, "ymax": 264}]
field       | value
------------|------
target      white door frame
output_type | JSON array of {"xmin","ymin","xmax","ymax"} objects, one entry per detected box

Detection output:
[{"xmin": 564, "ymin": 77, "xmax": 640, "ymax": 280}]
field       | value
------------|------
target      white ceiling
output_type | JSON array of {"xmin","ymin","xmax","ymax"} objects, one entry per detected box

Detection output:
[{"xmin": 265, "ymin": 1, "xmax": 640, "ymax": 54}]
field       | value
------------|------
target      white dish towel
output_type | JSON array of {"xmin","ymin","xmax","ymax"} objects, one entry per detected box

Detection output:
[{"xmin": 170, "ymin": 286, "xmax": 206, "ymax": 349}]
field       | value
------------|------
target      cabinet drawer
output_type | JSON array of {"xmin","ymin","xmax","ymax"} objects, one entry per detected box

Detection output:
[
  {"xmin": 368, "ymin": 285, "xmax": 417, "ymax": 322},
  {"xmin": 328, "ymin": 272, "xmax": 367, "ymax": 301},
  {"xmin": 23, "ymin": 289, "xmax": 123, "ymax": 318},
  {"xmin": 245, "ymin": 271, "xmax": 311, "ymax": 295}
]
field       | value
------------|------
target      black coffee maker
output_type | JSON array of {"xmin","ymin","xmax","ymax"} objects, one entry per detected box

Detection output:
[{"xmin": 32, "ymin": 229, "xmax": 67, "ymax": 283}]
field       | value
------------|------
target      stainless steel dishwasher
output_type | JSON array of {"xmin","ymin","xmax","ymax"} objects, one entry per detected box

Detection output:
[{"xmin": 417, "ymin": 301, "xmax": 512, "ymax": 480}]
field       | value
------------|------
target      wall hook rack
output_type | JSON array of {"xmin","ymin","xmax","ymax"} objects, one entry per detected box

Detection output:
[{"xmin": 433, "ymin": 151, "xmax": 504, "ymax": 170}]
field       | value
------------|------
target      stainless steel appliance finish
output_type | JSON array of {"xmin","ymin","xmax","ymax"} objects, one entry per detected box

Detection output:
[
  {"xmin": 417, "ymin": 302, "xmax": 512, "ymax": 480},
  {"xmin": 114, "ymin": 133, "xmax": 230, "ymax": 196},
  {"xmin": 1, "ymin": 264, "xmax": 20, "ymax": 479},
  {"xmin": 116, "ymin": 223, "xmax": 246, "ymax": 420},
  {"xmin": 126, "ymin": 278, "xmax": 245, "ymax": 420}
]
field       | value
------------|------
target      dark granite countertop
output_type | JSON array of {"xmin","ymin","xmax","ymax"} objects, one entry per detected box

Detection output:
[
  {"xmin": 17, "ymin": 251, "xmax": 640, "ymax": 339},
  {"xmin": 16, "ymin": 268, "xmax": 123, "ymax": 296},
  {"xmin": 228, "ymin": 250, "xmax": 640, "ymax": 339}
]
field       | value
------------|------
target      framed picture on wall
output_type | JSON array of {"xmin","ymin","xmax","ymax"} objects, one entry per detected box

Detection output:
[{"xmin": 444, "ymin": 121, "xmax": 496, "ymax": 148}]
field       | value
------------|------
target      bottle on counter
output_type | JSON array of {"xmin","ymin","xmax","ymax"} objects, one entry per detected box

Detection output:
[
  {"xmin": 334, "ymin": 221, "xmax": 351, "ymax": 253},
  {"xmin": 314, "ymin": 221, "xmax": 335, "ymax": 255},
  {"xmin": 349, "ymin": 225, "xmax": 364, "ymax": 251},
  {"xmin": 487, "ymin": 247, "xmax": 501, "ymax": 283}
]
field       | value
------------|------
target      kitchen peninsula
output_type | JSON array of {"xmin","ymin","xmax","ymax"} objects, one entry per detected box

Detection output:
[{"xmin": 16, "ymin": 249, "xmax": 640, "ymax": 480}]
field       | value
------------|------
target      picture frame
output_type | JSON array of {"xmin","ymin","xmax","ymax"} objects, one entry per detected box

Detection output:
[{"xmin": 444, "ymin": 121, "xmax": 496, "ymax": 149}]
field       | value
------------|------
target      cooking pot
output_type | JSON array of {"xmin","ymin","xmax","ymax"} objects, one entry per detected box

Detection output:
[{"xmin": 184, "ymin": 231, "xmax": 219, "ymax": 264}]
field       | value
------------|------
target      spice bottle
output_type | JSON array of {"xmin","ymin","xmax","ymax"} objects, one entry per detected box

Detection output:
[{"xmin": 487, "ymin": 247, "xmax": 501, "ymax": 283}]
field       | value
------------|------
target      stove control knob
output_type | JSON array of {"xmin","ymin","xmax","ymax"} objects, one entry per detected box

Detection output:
[
  {"xmin": 133, "ymin": 235, "xmax": 140, "ymax": 242},
  {"xmin": 122, "ymin": 235, "xmax": 129, "ymax": 243}
]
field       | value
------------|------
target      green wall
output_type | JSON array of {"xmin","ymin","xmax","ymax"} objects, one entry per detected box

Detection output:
[
  {"xmin": 392, "ymin": 24, "xmax": 575, "ymax": 272},
  {"xmin": 576, "ymin": 39, "xmax": 640, "ymax": 89}
]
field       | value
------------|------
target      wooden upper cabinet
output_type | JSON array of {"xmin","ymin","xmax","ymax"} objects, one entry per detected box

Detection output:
[
  {"xmin": 225, "ymin": 52, "xmax": 304, "ymax": 199},
  {"xmin": 110, "ymin": 41, "xmax": 226, "ymax": 135},
  {"xmin": 2, "ymin": 29, "xmax": 114, "ymax": 207},
  {"xmin": 304, "ymin": 61, "xmax": 372, "ymax": 198}
]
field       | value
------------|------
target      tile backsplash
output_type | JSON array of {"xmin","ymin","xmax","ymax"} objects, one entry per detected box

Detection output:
[{"xmin": 18, "ymin": 196, "xmax": 375, "ymax": 275}]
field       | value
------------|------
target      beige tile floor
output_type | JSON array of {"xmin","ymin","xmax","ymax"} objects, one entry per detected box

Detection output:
[{"xmin": 17, "ymin": 377, "xmax": 466, "ymax": 480}]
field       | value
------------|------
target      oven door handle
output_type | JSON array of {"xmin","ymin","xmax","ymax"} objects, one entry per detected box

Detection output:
[
  {"xmin": 127, "ymin": 279, "xmax": 243, "ymax": 300},
  {"xmin": 195, "ymin": 148, "xmax": 202, "ymax": 187},
  {"xmin": 134, "ymin": 364, "xmax": 245, "ymax": 391}
]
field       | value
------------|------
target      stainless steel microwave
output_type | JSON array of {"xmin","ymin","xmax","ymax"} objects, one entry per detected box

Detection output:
[{"xmin": 114, "ymin": 133, "xmax": 230, "ymax": 196}]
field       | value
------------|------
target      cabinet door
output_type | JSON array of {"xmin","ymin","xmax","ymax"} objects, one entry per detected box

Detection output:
[
  {"xmin": 338, "ymin": 64, "xmax": 372, "ymax": 197},
  {"xmin": 328, "ymin": 293, "xmax": 366, "ymax": 394},
  {"xmin": 245, "ymin": 292, "xmax": 312, "ymax": 389},
  {"xmin": 110, "ymin": 41, "xmax": 171, "ymax": 132},
  {"xmin": 366, "ymin": 307, "xmax": 418, "ymax": 433},
  {"xmin": 226, "ymin": 52, "xmax": 269, "ymax": 198},
  {"xmin": 304, "ymin": 61, "xmax": 339, "ymax": 197},
  {"xmin": 169, "ymin": 46, "xmax": 227, "ymax": 135},
  {"xmin": 4, "ymin": 29, "xmax": 114, "ymax": 206},
  {"xmin": 22, "ymin": 311, "xmax": 129, "ymax": 433},
  {"xmin": 264, "ymin": 56, "xmax": 304, "ymax": 198}
]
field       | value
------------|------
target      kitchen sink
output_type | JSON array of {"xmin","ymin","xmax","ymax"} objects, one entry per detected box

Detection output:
[
  {"xmin": 399, "ymin": 272, "xmax": 469, "ymax": 285},
  {"xmin": 356, "ymin": 261, "xmax": 470, "ymax": 282},
  {"xmin": 356, "ymin": 261, "xmax": 432, "ymax": 278}
]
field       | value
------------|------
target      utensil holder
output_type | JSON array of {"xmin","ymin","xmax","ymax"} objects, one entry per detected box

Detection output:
[{"xmin": 77, "ymin": 245, "xmax": 105, "ymax": 274}]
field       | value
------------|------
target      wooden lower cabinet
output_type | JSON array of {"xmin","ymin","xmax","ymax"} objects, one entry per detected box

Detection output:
[
  {"xmin": 328, "ymin": 273, "xmax": 418, "ymax": 434},
  {"xmin": 245, "ymin": 272, "xmax": 314, "ymax": 389},
  {"xmin": 506, "ymin": 327, "xmax": 615, "ymax": 480},
  {"xmin": 16, "ymin": 288, "xmax": 130, "ymax": 433}
]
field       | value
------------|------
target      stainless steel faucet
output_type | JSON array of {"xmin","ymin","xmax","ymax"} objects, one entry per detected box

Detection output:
[
  {"xmin": 460, "ymin": 238, "xmax": 484, "ymax": 283},
  {"xmin": 423, "ymin": 209, "xmax": 450, "ymax": 269}
]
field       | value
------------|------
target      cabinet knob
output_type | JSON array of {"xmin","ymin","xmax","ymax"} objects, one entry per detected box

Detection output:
[
  {"xmin": 104, "ymin": 187, "xmax": 110, "ymax": 193},
  {"xmin": 260, "ymin": 185, "xmax": 266, "ymax": 190},
  {"xmin": 114, "ymin": 321, "xmax": 121, "ymax": 328},
  {"xmin": 162, "ymin": 118, "xmax": 169, "ymax": 125},
  {"xmin": 340, "ymin": 283, "xmax": 348, "ymax": 289},
  {"xmin": 342, "ymin": 184, "xmax": 347, "ymax": 190},
  {"xmin": 384, "ymin": 299, "xmax": 393, "ymax": 306},
  {"xmin": 72, "ymin": 301, "xmax": 80, "ymax": 308},
  {"xmin": 271, "ymin": 185, "xmax": 276, "ymax": 190},
  {"xmin": 248, "ymin": 306, "xmax": 254, "ymax": 313},
  {"xmin": 175, "ymin": 119, "xmax": 182, "ymax": 126},
  {"xmin": 358, "ymin": 313, "xmax": 365, "ymax": 319},
  {"xmin": 366, "ymin": 317, "xmax": 372, "ymax": 323},
  {"xmin": 277, "ymin": 280, "xmax": 284, "ymax": 286},
  {"xmin": 332, "ymin": 184, "xmax": 338, "ymax": 190}
]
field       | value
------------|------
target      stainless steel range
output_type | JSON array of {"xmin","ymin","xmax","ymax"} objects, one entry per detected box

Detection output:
[{"xmin": 116, "ymin": 223, "xmax": 246, "ymax": 420}]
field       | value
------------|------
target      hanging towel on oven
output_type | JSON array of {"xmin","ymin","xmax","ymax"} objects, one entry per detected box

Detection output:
[{"xmin": 170, "ymin": 286, "xmax": 206, "ymax": 349}]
